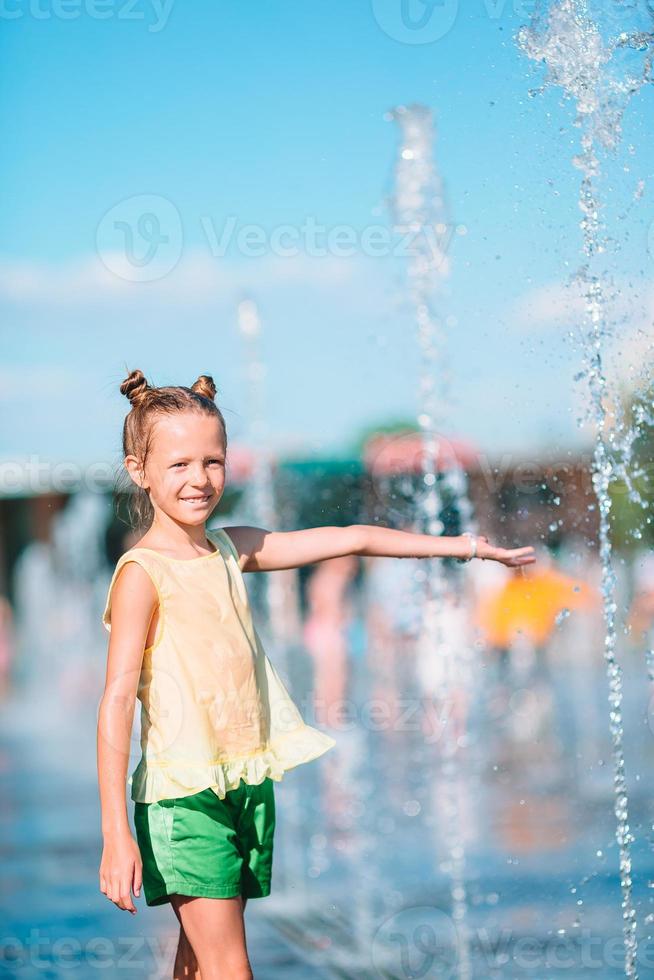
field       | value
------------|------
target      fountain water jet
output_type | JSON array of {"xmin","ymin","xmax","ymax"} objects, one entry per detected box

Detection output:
[
  {"xmin": 387, "ymin": 102, "xmax": 480, "ymax": 980},
  {"xmin": 518, "ymin": 3, "xmax": 654, "ymax": 975}
]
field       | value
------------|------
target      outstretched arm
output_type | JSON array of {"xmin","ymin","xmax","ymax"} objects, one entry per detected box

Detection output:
[{"xmin": 223, "ymin": 524, "xmax": 536, "ymax": 573}]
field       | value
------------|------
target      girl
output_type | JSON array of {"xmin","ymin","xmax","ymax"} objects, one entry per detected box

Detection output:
[{"xmin": 97, "ymin": 369, "xmax": 535, "ymax": 980}]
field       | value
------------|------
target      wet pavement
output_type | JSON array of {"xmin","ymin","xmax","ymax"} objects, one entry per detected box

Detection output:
[
  {"xmin": 0, "ymin": 719, "xmax": 338, "ymax": 979},
  {"xmin": 2, "ymin": 646, "xmax": 654, "ymax": 978}
]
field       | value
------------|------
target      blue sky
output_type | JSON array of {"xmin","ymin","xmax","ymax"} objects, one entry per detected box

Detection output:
[{"xmin": 1, "ymin": 0, "xmax": 653, "ymax": 475}]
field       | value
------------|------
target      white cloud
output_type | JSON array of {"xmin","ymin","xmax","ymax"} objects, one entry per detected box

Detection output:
[
  {"xmin": 511, "ymin": 275, "xmax": 654, "ymax": 334},
  {"xmin": 511, "ymin": 278, "xmax": 586, "ymax": 326},
  {"xmin": 0, "ymin": 249, "xmax": 363, "ymax": 309},
  {"xmin": 510, "ymin": 276, "xmax": 654, "ymax": 427}
]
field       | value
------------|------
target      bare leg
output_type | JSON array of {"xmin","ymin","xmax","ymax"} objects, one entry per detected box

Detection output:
[
  {"xmin": 170, "ymin": 894, "xmax": 253, "ymax": 980},
  {"xmin": 172, "ymin": 921, "xmax": 201, "ymax": 980},
  {"xmin": 171, "ymin": 896, "xmax": 248, "ymax": 979},
  {"xmin": 171, "ymin": 897, "xmax": 201, "ymax": 980}
]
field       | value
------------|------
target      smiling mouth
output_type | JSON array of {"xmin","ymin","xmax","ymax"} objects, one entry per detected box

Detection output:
[{"xmin": 181, "ymin": 495, "xmax": 212, "ymax": 503}]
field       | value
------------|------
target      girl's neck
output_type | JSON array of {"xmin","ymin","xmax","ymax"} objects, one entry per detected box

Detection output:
[{"xmin": 139, "ymin": 518, "xmax": 214, "ymax": 556}]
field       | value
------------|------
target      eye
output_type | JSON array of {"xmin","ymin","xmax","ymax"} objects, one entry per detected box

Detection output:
[{"xmin": 171, "ymin": 460, "xmax": 224, "ymax": 468}]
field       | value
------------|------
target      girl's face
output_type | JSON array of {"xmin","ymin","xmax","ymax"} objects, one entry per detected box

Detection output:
[{"xmin": 129, "ymin": 411, "xmax": 227, "ymax": 526}]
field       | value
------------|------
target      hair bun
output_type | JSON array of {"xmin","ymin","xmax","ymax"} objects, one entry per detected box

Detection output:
[
  {"xmin": 120, "ymin": 369, "xmax": 150, "ymax": 408},
  {"xmin": 191, "ymin": 374, "xmax": 217, "ymax": 402}
]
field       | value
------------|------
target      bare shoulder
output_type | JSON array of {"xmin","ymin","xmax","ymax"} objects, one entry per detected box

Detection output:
[
  {"xmin": 104, "ymin": 558, "xmax": 158, "ymax": 639},
  {"xmin": 114, "ymin": 557, "xmax": 158, "ymax": 603},
  {"xmin": 220, "ymin": 526, "xmax": 270, "ymax": 573}
]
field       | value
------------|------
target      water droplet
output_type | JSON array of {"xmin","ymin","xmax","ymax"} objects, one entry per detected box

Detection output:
[{"xmin": 403, "ymin": 799, "xmax": 421, "ymax": 817}]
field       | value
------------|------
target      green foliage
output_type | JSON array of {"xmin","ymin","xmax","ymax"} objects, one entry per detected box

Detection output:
[{"xmin": 607, "ymin": 390, "xmax": 654, "ymax": 552}]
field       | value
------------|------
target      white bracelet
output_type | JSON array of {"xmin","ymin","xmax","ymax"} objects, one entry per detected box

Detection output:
[{"xmin": 461, "ymin": 531, "xmax": 477, "ymax": 561}]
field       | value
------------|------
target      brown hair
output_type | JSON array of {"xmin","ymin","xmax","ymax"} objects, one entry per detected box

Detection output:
[{"xmin": 116, "ymin": 368, "xmax": 228, "ymax": 531}]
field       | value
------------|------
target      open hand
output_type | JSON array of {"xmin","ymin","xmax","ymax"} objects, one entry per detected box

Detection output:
[{"xmin": 474, "ymin": 535, "xmax": 536, "ymax": 567}]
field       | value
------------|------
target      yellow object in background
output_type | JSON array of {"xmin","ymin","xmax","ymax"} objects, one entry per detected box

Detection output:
[{"xmin": 476, "ymin": 566, "xmax": 595, "ymax": 648}]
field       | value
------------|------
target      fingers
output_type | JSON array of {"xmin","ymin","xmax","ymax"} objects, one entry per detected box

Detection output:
[
  {"xmin": 117, "ymin": 876, "xmax": 136, "ymax": 913},
  {"xmin": 110, "ymin": 873, "xmax": 123, "ymax": 906},
  {"xmin": 477, "ymin": 536, "xmax": 536, "ymax": 565},
  {"xmin": 103, "ymin": 871, "xmax": 137, "ymax": 913},
  {"xmin": 122, "ymin": 886, "xmax": 137, "ymax": 915},
  {"xmin": 489, "ymin": 545, "xmax": 536, "ymax": 567},
  {"xmin": 503, "ymin": 547, "xmax": 536, "ymax": 565},
  {"xmin": 133, "ymin": 863, "xmax": 142, "ymax": 900},
  {"xmin": 506, "ymin": 553, "xmax": 537, "ymax": 566},
  {"xmin": 107, "ymin": 872, "xmax": 119, "ymax": 905}
]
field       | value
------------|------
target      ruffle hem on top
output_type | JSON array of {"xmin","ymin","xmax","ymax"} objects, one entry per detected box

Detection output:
[{"xmin": 130, "ymin": 723, "xmax": 337, "ymax": 802}]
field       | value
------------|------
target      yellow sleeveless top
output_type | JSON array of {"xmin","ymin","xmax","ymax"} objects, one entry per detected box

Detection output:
[{"xmin": 102, "ymin": 526, "xmax": 336, "ymax": 803}]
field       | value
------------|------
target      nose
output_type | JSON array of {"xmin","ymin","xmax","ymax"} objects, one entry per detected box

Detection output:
[{"xmin": 187, "ymin": 463, "xmax": 211, "ymax": 488}]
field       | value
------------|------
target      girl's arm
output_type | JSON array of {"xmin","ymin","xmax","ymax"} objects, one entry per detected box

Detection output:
[
  {"xmin": 224, "ymin": 524, "xmax": 535, "ymax": 573},
  {"xmin": 97, "ymin": 562, "xmax": 156, "ymax": 915}
]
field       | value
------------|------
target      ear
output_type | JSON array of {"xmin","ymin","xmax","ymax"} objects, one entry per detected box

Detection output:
[{"xmin": 124, "ymin": 454, "xmax": 149, "ymax": 491}]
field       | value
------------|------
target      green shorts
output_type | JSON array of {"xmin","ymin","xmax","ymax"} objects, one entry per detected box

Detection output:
[{"xmin": 133, "ymin": 777, "xmax": 275, "ymax": 907}]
